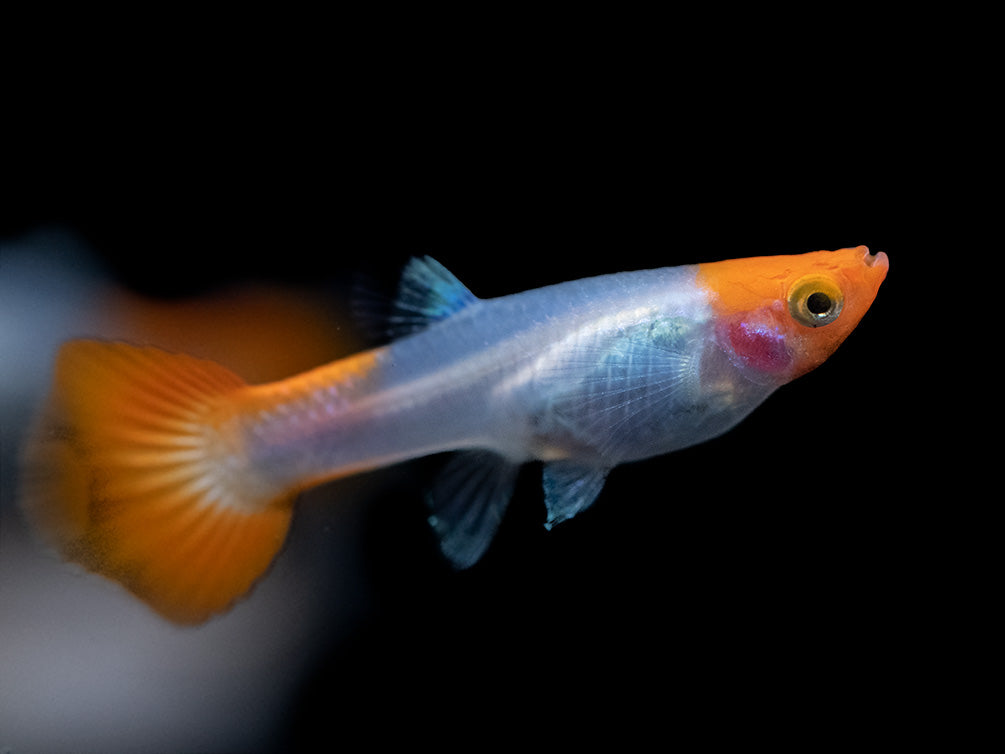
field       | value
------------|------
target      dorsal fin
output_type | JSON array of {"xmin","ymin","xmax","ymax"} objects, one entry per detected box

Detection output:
[{"xmin": 387, "ymin": 256, "xmax": 479, "ymax": 338}]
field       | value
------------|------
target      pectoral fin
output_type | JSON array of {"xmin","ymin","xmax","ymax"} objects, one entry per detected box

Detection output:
[{"xmin": 542, "ymin": 461, "xmax": 609, "ymax": 530}]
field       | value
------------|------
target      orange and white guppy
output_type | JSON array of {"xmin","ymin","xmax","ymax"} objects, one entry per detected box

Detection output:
[{"xmin": 21, "ymin": 246, "xmax": 888, "ymax": 623}]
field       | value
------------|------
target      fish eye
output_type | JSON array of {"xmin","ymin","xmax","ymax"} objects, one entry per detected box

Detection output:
[
  {"xmin": 806, "ymin": 291, "xmax": 832, "ymax": 315},
  {"xmin": 788, "ymin": 275, "xmax": 844, "ymax": 327}
]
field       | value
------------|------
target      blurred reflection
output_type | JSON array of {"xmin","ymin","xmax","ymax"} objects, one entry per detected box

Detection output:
[{"xmin": 1, "ymin": 228, "xmax": 373, "ymax": 753}]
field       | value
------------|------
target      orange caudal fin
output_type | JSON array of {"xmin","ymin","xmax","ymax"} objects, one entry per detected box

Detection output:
[{"xmin": 19, "ymin": 340, "xmax": 297, "ymax": 624}]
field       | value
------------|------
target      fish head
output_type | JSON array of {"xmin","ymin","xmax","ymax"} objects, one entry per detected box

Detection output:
[{"xmin": 698, "ymin": 246, "xmax": 889, "ymax": 383}]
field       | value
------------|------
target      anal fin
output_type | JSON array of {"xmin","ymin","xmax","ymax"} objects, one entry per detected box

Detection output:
[
  {"xmin": 426, "ymin": 451, "xmax": 519, "ymax": 569},
  {"xmin": 542, "ymin": 461, "xmax": 609, "ymax": 530}
]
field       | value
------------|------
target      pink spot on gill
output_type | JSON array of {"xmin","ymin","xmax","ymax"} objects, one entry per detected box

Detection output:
[{"xmin": 727, "ymin": 320, "xmax": 791, "ymax": 373}]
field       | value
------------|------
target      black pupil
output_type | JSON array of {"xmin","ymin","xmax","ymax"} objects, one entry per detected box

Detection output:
[{"xmin": 806, "ymin": 291, "xmax": 832, "ymax": 315}]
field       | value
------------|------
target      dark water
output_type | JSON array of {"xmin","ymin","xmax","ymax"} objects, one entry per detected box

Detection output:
[{"xmin": 3, "ymin": 121, "xmax": 972, "ymax": 751}]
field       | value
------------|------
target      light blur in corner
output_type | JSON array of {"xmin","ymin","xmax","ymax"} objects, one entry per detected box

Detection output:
[{"xmin": 0, "ymin": 228, "xmax": 376, "ymax": 752}]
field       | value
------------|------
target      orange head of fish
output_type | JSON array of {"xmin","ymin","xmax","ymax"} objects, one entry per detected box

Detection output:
[{"xmin": 697, "ymin": 246, "xmax": 889, "ymax": 382}]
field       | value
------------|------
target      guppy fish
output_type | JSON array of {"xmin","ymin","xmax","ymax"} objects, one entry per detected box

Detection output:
[{"xmin": 20, "ymin": 245, "xmax": 888, "ymax": 624}]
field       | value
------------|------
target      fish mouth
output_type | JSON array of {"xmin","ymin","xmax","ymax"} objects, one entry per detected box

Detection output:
[{"xmin": 863, "ymin": 247, "xmax": 890, "ymax": 271}]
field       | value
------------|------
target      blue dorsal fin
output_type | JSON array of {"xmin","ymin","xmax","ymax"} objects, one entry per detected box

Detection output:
[
  {"xmin": 542, "ymin": 462, "xmax": 610, "ymax": 530},
  {"xmin": 427, "ymin": 451, "xmax": 519, "ymax": 569},
  {"xmin": 388, "ymin": 256, "xmax": 479, "ymax": 338}
]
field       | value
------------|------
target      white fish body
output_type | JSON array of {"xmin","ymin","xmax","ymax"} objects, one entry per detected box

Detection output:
[{"xmin": 20, "ymin": 248, "xmax": 888, "ymax": 622}]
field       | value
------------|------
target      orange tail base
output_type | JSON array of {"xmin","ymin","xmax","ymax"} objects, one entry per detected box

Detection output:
[{"xmin": 20, "ymin": 340, "xmax": 297, "ymax": 624}]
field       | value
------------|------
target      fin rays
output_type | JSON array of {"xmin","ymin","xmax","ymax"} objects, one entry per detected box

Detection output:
[
  {"xmin": 543, "ymin": 335, "xmax": 700, "ymax": 458},
  {"xmin": 542, "ymin": 462, "xmax": 609, "ymax": 530},
  {"xmin": 20, "ymin": 340, "xmax": 297, "ymax": 624},
  {"xmin": 386, "ymin": 256, "xmax": 480, "ymax": 338},
  {"xmin": 426, "ymin": 451, "xmax": 519, "ymax": 569}
]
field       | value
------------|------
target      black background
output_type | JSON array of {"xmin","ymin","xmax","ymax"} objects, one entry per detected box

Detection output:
[{"xmin": 2, "ymin": 31, "xmax": 983, "ymax": 749}]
